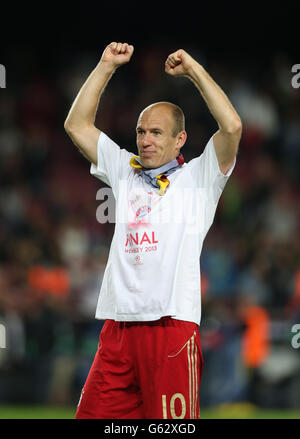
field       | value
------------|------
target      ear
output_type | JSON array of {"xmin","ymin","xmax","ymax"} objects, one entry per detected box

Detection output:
[{"xmin": 176, "ymin": 130, "xmax": 187, "ymax": 149}]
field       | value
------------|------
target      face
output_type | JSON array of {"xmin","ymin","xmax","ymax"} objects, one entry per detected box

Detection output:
[{"xmin": 136, "ymin": 105, "xmax": 186, "ymax": 169}]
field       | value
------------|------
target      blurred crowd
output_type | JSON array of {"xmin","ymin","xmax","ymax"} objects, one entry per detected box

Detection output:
[{"xmin": 0, "ymin": 44, "xmax": 300, "ymax": 410}]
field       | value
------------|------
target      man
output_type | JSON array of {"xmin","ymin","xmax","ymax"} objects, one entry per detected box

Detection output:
[{"xmin": 64, "ymin": 42, "xmax": 242, "ymax": 419}]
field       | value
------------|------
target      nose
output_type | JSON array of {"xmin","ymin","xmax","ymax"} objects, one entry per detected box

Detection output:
[{"xmin": 141, "ymin": 131, "xmax": 152, "ymax": 147}]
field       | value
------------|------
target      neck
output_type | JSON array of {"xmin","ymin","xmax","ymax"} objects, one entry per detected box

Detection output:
[{"xmin": 142, "ymin": 154, "xmax": 182, "ymax": 170}]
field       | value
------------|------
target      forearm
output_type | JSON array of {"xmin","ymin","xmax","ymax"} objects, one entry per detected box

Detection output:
[
  {"xmin": 188, "ymin": 63, "xmax": 241, "ymax": 132},
  {"xmin": 64, "ymin": 61, "xmax": 116, "ymax": 131},
  {"xmin": 165, "ymin": 48, "xmax": 241, "ymax": 173}
]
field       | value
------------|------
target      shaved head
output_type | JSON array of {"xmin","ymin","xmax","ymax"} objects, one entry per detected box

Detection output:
[{"xmin": 139, "ymin": 102, "xmax": 185, "ymax": 137}]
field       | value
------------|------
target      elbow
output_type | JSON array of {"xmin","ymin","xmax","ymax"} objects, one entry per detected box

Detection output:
[
  {"xmin": 64, "ymin": 120, "xmax": 80, "ymax": 147},
  {"xmin": 64, "ymin": 118, "xmax": 74, "ymax": 135},
  {"xmin": 64, "ymin": 119, "xmax": 93, "ymax": 137},
  {"xmin": 228, "ymin": 117, "xmax": 242, "ymax": 135},
  {"xmin": 234, "ymin": 116, "xmax": 242, "ymax": 133},
  {"xmin": 220, "ymin": 118, "xmax": 242, "ymax": 142},
  {"xmin": 64, "ymin": 119, "xmax": 81, "ymax": 142}
]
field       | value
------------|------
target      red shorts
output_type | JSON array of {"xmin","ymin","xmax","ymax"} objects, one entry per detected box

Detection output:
[{"xmin": 75, "ymin": 317, "xmax": 203, "ymax": 419}]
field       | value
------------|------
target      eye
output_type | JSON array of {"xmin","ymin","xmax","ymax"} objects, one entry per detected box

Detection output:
[
  {"xmin": 153, "ymin": 130, "xmax": 161, "ymax": 135},
  {"xmin": 137, "ymin": 128, "xmax": 144, "ymax": 135}
]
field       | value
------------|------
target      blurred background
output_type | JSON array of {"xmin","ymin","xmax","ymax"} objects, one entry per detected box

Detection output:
[{"xmin": 0, "ymin": 2, "xmax": 300, "ymax": 418}]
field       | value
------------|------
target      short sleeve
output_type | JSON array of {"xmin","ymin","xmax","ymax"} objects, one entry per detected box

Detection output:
[
  {"xmin": 187, "ymin": 135, "xmax": 236, "ymax": 203},
  {"xmin": 90, "ymin": 131, "xmax": 133, "ymax": 197}
]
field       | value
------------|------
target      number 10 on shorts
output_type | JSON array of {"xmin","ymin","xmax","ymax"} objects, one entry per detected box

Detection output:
[{"xmin": 162, "ymin": 393, "xmax": 186, "ymax": 419}]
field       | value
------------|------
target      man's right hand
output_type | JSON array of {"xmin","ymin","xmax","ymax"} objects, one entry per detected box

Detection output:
[{"xmin": 100, "ymin": 42, "xmax": 134, "ymax": 70}]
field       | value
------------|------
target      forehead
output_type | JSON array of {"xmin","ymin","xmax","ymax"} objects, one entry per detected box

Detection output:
[{"xmin": 137, "ymin": 106, "xmax": 173, "ymax": 128}]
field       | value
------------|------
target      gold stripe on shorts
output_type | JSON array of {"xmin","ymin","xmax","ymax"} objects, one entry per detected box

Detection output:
[
  {"xmin": 187, "ymin": 338, "xmax": 192, "ymax": 418},
  {"xmin": 187, "ymin": 331, "xmax": 198, "ymax": 419}
]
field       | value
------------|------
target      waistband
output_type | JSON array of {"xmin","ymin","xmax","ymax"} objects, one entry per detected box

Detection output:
[{"xmin": 106, "ymin": 316, "xmax": 198, "ymax": 329}]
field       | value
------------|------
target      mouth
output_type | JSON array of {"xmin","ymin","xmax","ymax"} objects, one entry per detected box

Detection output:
[{"xmin": 141, "ymin": 150, "xmax": 155, "ymax": 158}]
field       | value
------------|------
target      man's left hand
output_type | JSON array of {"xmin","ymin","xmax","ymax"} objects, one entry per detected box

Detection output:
[{"xmin": 165, "ymin": 49, "xmax": 196, "ymax": 77}]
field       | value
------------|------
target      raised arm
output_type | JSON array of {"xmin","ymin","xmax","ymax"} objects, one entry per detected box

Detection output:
[
  {"xmin": 64, "ymin": 42, "xmax": 134, "ymax": 165},
  {"xmin": 165, "ymin": 49, "xmax": 242, "ymax": 175}
]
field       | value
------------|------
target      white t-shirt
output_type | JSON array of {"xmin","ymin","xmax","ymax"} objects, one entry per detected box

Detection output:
[{"xmin": 90, "ymin": 132, "xmax": 235, "ymax": 325}]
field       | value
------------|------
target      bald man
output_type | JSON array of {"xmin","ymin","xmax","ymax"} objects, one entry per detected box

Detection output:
[{"xmin": 65, "ymin": 42, "xmax": 242, "ymax": 419}]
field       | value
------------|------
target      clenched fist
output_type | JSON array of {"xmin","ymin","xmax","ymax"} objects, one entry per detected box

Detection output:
[
  {"xmin": 100, "ymin": 42, "xmax": 134, "ymax": 70},
  {"xmin": 165, "ymin": 49, "xmax": 196, "ymax": 77}
]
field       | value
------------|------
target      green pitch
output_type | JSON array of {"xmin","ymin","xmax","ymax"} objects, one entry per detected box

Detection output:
[
  {"xmin": 0, "ymin": 405, "xmax": 76, "ymax": 419},
  {"xmin": 0, "ymin": 403, "xmax": 299, "ymax": 419}
]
